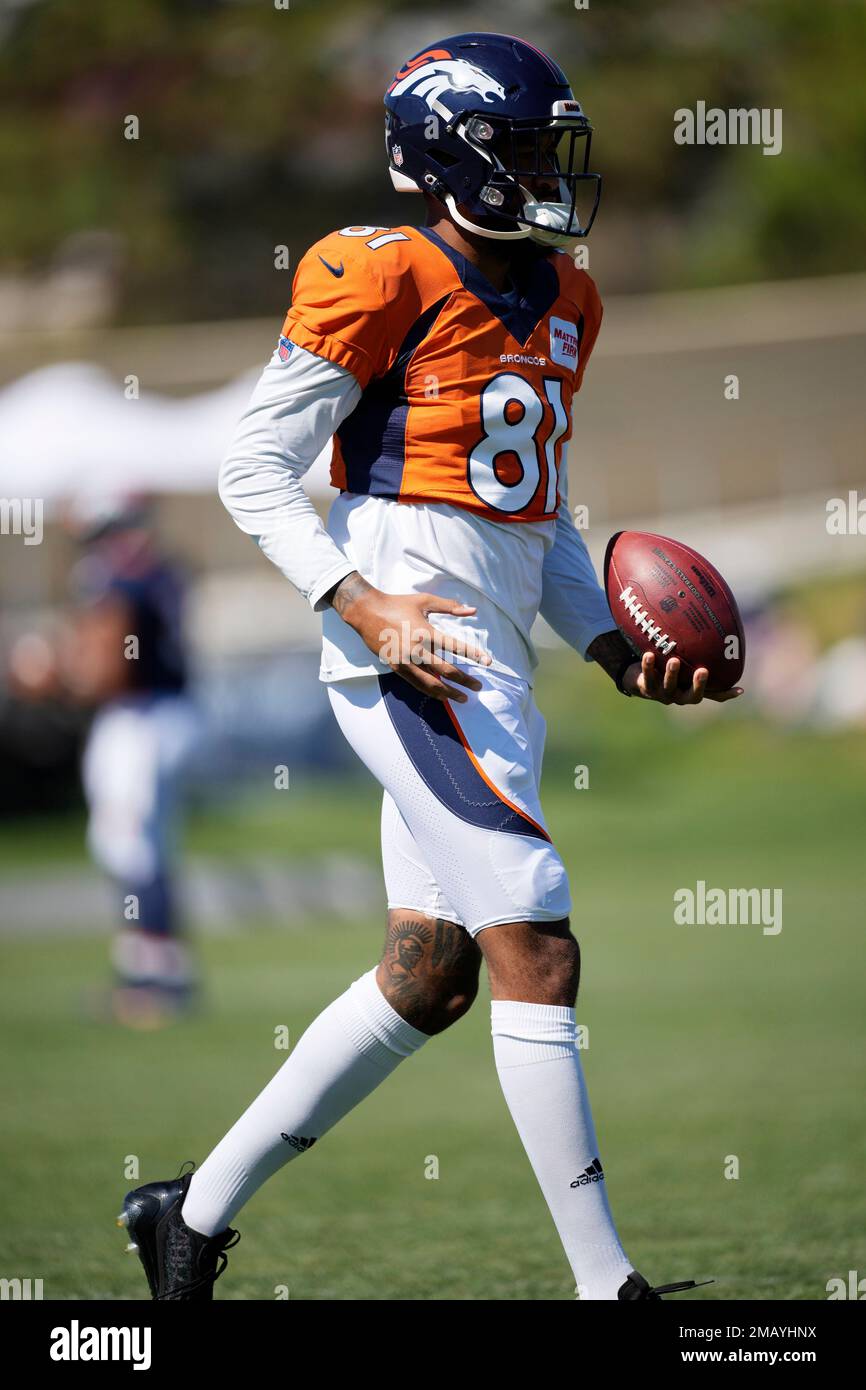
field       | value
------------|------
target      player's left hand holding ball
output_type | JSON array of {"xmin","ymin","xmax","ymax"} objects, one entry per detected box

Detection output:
[{"xmin": 622, "ymin": 651, "xmax": 742, "ymax": 704}]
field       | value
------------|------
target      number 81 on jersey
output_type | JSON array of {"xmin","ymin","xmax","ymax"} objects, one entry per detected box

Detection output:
[{"xmin": 468, "ymin": 373, "xmax": 568, "ymax": 515}]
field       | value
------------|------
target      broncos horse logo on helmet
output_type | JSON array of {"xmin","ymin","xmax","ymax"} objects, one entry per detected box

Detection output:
[
  {"xmin": 388, "ymin": 55, "xmax": 507, "ymax": 109},
  {"xmin": 384, "ymin": 31, "xmax": 602, "ymax": 247}
]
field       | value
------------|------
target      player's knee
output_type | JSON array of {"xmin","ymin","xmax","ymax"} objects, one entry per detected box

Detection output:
[
  {"xmin": 522, "ymin": 925, "xmax": 580, "ymax": 1003},
  {"xmin": 435, "ymin": 965, "xmax": 481, "ymax": 1027},
  {"xmin": 545, "ymin": 930, "xmax": 580, "ymax": 1003},
  {"xmin": 424, "ymin": 978, "xmax": 479, "ymax": 1034},
  {"xmin": 377, "ymin": 912, "xmax": 482, "ymax": 1035},
  {"xmin": 480, "ymin": 918, "xmax": 580, "ymax": 1006},
  {"xmin": 377, "ymin": 959, "xmax": 480, "ymax": 1035}
]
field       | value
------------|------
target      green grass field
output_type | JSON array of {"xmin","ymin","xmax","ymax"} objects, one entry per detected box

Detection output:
[{"xmin": 1, "ymin": 632, "xmax": 864, "ymax": 1301}]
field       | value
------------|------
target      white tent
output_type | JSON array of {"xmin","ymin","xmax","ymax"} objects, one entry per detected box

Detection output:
[{"xmin": 0, "ymin": 361, "xmax": 334, "ymax": 505}]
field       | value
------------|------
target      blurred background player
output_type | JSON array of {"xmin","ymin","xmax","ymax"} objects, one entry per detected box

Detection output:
[{"xmin": 9, "ymin": 494, "xmax": 199, "ymax": 1027}]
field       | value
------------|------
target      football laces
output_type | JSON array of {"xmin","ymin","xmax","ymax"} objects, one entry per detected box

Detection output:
[{"xmin": 618, "ymin": 584, "xmax": 677, "ymax": 655}]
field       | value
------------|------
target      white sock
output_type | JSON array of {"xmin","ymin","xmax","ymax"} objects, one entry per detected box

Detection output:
[
  {"xmin": 492, "ymin": 1000, "xmax": 633, "ymax": 1300},
  {"xmin": 182, "ymin": 968, "xmax": 428, "ymax": 1235}
]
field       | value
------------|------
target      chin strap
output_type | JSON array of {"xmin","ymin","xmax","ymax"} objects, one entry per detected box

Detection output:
[
  {"xmin": 443, "ymin": 191, "xmax": 530, "ymax": 241},
  {"xmin": 443, "ymin": 190, "xmax": 583, "ymax": 248}
]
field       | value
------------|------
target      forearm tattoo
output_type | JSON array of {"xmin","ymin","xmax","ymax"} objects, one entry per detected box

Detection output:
[{"xmin": 328, "ymin": 570, "xmax": 371, "ymax": 617}]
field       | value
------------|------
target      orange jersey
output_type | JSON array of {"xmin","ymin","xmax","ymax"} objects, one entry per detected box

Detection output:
[{"xmin": 281, "ymin": 224, "xmax": 603, "ymax": 524}]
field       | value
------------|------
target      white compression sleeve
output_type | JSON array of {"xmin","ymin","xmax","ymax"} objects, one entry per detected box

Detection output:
[
  {"xmin": 539, "ymin": 470, "xmax": 615, "ymax": 659},
  {"xmin": 218, "ymin": 344, "xmax": 362, "ymax": 610}
]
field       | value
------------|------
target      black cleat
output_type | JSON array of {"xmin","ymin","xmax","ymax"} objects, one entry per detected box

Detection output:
[
  {"xmin": 117, "ymin": 1167, "xmax": 239, "ymax": 1300},
  {"xmin": 618, "ymin": 1270, "xmax": 714, "ymax": 1300}
]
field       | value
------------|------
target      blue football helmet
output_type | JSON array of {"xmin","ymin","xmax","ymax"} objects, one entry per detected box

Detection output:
[{"xmin": 384, "ymin": 32, "xmax": 601, "ymax": 246}]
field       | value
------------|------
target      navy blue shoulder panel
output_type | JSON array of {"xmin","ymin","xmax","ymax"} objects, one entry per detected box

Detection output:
[{"xmin": 418, "ymin": 228, "xmax": 560, "ymax": 346}]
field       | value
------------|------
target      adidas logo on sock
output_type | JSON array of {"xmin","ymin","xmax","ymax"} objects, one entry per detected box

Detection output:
[
  {"xmin": 280, "ymin": 1133, "xmax": 317, "ymax": 1153},
  {"xmin": 570, "ymin": 1157, "xmax": 605, "ymax": 1188}
]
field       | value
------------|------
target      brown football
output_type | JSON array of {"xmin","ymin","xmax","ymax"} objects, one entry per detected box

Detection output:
[{"xmin": 604, "ymin": 531, "xmax": 745, "ymax": 693}]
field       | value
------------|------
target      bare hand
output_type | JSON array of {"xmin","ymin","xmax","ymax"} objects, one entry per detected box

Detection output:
[
  {"xmin": 623, "ymin": 652, "xmax": 743, "ymax": 704},
  {"xmin": 330, "ymin": 573, "xmax": 492, "ymax": 703}
]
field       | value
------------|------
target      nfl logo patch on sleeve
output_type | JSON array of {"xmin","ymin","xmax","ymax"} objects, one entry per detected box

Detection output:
[{"xmin": 549, "ymin": 317, "xmax": 579, "ymax": 369}]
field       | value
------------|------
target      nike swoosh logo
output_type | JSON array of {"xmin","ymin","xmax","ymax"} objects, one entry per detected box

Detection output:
[{"xmin": 318, "ymin": 255, "xmax": 345, "ymax": 278}]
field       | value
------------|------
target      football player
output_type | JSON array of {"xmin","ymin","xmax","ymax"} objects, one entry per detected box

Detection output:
[
  {"xmin": 119, "ymin": 32, "xmax": 739, "ymax": 1299},
  {"xmin": 11, "ymin": 494, "xmax": 199, "ymax": 1026}
]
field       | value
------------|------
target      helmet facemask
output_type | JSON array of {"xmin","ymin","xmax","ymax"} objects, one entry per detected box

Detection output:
[{"xmin": 456, "ymin": 110, "xmax": 601, "ymax": 246}]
